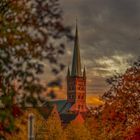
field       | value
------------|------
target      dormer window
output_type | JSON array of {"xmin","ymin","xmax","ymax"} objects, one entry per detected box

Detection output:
[{"xmin": 71, "ymin": 95, "xmax": 74, "ymax": 99}]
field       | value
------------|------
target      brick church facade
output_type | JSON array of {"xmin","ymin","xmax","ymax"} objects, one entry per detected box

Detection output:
[
  {"xmin": 66, "ymin": 23, "xmax": 88, "ymax": 113},
  {"xmin": 54, "ymin": 23, "xmax": 88, "ymax": 125}
]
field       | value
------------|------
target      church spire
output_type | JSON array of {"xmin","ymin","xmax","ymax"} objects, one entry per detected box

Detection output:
[{"xmin": 71, "ymin": 21, "xmax": 82, "ymax": 77}]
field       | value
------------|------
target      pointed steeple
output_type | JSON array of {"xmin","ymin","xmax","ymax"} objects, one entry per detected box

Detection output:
[{"xmin": 71, "ymin": 21, "xmax": 82, "ymax": 77}]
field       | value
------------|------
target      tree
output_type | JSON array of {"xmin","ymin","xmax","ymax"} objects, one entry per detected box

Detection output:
[
  {"xmin": 0, "ymin": 0, "xmax": 72, "ymax": 138},
  {"xmin": 39, "ymin": 107, "xmax": 66, "ymax": 140},
  {"xmin": 85, "ymin": 117, "xmax": 101, "ymax": 140},
  {"xmin": 0, "ymin": 0, "xmax": 72, "ymax": 106},
  {"xmin": 0, "ymin": 108, "xmax": 48, "ymax": 140},
  {"xmin": 124, "ymin": 121, "xmax": 140, "ymax": 140},
  {"xmin": 65, "ymin": 122, "xmax": 91, "ymax": 140},
  {"xmin": 102, "ymin": 58, "xmax": 140, "ymax": 125},
  {"xmin": 98, "ymin": 58, "xmax": 140, "ymax": 139},
  {"xmin": 85, "ymin": 58, "xmax": 140, "ymax": 140}
]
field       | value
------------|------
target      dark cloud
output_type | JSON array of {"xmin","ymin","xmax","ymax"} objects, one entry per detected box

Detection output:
[{"xmin": 58, "ymin": 0, "xmax": 140, "ymax": 95}]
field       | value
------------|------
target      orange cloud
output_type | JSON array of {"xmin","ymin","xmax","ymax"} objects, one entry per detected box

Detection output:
[{"xmin": 86, "ymin": 95, "xmax": 104, "ymax": 106}]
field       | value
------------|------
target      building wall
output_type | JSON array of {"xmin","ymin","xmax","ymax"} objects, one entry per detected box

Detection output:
[{"xmin": 67, "ymin": 76, "xmax": 87, "ymax": 112}]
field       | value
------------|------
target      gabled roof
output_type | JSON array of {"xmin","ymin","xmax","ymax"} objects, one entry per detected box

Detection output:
[
  {"xmin": 59, "ymin": 102, "xmax": 72, "ymax": 114},
  {"xmin": 43, "ymin": 100, "xmax": 67, "ymax": 113},
  {"xmin": 42, "ymin": 100, "xmax": 89, "ymax": 124}
]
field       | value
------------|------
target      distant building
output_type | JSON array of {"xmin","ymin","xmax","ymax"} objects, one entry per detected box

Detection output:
[{"xmin": 44, "ymin": 23, "xmax": 89, "ymax": 125}]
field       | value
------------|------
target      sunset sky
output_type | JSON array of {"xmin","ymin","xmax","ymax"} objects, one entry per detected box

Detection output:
[{"xmin": 43, "ymin": 0, "xmax": 140, "ymax": 98}]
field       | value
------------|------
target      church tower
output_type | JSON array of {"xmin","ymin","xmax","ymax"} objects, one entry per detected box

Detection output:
[{"xmin": 67, "ymin": 23, "xmax": 87, "ymax": 113}]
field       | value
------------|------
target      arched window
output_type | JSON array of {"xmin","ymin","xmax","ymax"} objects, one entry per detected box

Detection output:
[{"xmin": 78, "ymin": 95, "xmax": 80, "ymax": 99}]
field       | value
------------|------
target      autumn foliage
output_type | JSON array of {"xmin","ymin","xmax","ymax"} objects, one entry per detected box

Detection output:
[
  {"xmin": 85, "ymin": 58, "xmax": 140, "ymax": 140},
  {"xmin": 0, "ymin": 58, "xmax": 139, "ymax": 140},
  {"xmin": 0, "ymin": 0, "xmax": 72, "ymax": 139},
  {"xmin": 0, "ymin": 0, "xmax": 140, "ymax": 139}
]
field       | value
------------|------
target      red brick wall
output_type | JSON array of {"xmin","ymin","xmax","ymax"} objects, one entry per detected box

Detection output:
[{"xmin": 67, "ymin": 76, "xmax": 87, "ymax": 112}]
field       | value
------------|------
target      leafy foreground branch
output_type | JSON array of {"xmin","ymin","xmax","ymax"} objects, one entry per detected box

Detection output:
[{"xmin": 0, "ymin": 0, "xmax": 72, "ymax": 138}]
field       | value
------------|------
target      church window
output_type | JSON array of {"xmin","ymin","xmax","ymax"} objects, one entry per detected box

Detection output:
[
  {"xmin": 71, "ymin": 95, "xmax": 74, "ymax": 99},
  {"xmin": 69, "ymin": 86, "xmax": 74, "ymax": 90},
  {"xmin": 72, "ymin": 86, "xmax": 75, "ymax": 90},
  {"xmin": 78, "ymin": 105, "xmax": 80, "ymax": 109},
  {"xmin": 78, "ymin": 95, "xmax": 80, "ymax": 99},
  {"xmin": 69, "ymin": 86, "xmax": 71, "ymax": 90}
]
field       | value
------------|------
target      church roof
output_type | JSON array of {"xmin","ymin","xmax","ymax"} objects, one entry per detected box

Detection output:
[
  {"xmin": 60, "ymin": 113, "xmax": 85, "ymax": 124},
  {"xmin": 71, "ymin": 23, "xmax": 82, "ymax": 77},
  {"xmin": 43, "ymin": 100, "xmax": 68, "ymax": 113},
  {"xmin": 60, "ymin": 113, "xmax": 77, "ymax": 124},
  {"xmin": 59, "ymin": 102, "xmax": 72, "ymax": 114},
  {"xmin": 43, "ymin": 99, "xmax": 73, "ymax": 114},
  {"xmin": 42, "ymin": 99, "xmax": 90, "ymax": 125}
]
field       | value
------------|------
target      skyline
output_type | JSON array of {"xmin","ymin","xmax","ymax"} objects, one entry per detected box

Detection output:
[
  {"xmin": 40, "ymin": 0, "xmax": 140, "ymax": 99},
  {"xmin": 59, "ymin": 0, "xmax": 140, "ymax": 96}
]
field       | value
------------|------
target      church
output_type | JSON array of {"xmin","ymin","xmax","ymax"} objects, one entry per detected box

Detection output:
[{"xmin": 44, "ymin": 23, "xmax": 89, "ymax": 125}]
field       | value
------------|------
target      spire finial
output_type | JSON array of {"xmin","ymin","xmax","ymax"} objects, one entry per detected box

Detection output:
[
  {"xmin": 76, "ymin": 17, "xmax": 78, "ymax": 29},
  {"xmin": 75, "ymin": 18, "xmax": 78, "ymax": 44}
]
